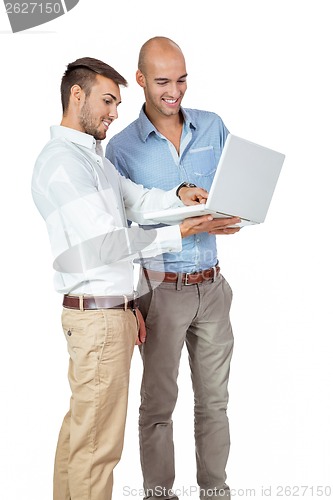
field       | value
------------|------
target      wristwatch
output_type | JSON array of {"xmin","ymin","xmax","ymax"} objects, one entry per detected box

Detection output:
[{"xmin": 176, "ymin": 182, "xmax": 197, "ymax": 199}]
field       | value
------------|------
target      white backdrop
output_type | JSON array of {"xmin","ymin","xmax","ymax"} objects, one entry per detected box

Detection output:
[{"xmin": 1, "ymin": 1, "xmax": 332, "ymax": 499}]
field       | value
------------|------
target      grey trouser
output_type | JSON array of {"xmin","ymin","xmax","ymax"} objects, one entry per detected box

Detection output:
[{"xmin": 137, "ymin": 271, "xmax": 234, "ymax": 500}]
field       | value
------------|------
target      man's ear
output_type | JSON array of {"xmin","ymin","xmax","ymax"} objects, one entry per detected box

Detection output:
[
  {"xmin": 70, "ymin": 84, "xmax": 84, "ymax": 105},
  {"xmin": 136, "ymin": 70, "xmax": 146, "ymax": 88}
]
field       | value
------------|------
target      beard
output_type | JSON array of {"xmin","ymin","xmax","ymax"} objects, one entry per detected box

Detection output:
[{"xmin": 79, "ymin": 101, "xmax": 106, "ymax": 140}]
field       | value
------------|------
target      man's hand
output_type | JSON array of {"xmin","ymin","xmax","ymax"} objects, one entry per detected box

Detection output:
[
  {"xmin": 134, "ymin": 308, "xmax": 146, "ymax": 345},
  {"xmin": 180, "ymin": 215, "xmax": 241, "ymax": 238},
  {"xmin": 178, "ymin": 186, "xmax": 208, "ymax": 205}
]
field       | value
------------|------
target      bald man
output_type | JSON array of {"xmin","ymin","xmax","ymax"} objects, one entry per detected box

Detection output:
[{"xmin": 106, "ymin": 37, "xmax": 238, "ymax": 500}]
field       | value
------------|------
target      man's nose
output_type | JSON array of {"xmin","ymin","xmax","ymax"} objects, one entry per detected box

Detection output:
[
  {"xmin": 109, "ymin": 106, "xmax": 118, "ymax": 120},
  {"xmin": 168, "ymin": 82, "xmax": 181, "ymax": 97}
]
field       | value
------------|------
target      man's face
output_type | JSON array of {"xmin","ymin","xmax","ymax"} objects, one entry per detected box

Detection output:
[
  {"xmin": 79, "ymin": 74, "xmax": 121, "ymax": 140},
  {"xmin": 139, "ymin": 49, "xmax": 187, "ymax": 119}
]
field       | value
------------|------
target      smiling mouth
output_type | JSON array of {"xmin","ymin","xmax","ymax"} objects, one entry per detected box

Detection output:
[
  {"xmin": 102, "ymin": 120, "xmax": 111, "ymax": 130},
  {"xmin": 162, "ymin": 98, "xmax": 179, "ymax": 105}
]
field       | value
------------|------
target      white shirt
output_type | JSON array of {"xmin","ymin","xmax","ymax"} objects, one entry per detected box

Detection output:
[{"xmin": 31, "ymin": 126, "xmax": 183, "ymax": 296}]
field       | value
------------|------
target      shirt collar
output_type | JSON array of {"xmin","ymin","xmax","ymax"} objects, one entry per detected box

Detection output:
[
  {"xmin": 137, "ymin": 105, "xmax": 197, "ymax": 142},
  {"xmin": 181, "ymin": 108, "xmax": 197, "ymax": 130},
  {"xmin": 50, "ymin": 125, "xmax": 98, "ymax": 152}
]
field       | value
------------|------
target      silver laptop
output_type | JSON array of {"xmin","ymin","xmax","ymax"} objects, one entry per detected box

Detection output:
[{"xmin": 143, "ymin": 134, "xmax": 285, "ymax": 227}]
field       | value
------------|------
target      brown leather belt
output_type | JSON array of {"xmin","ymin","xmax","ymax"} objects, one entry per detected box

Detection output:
[
  {"xmin": 143, "ymin": 266, "xmax": 220, "ymax": 285},
  {"xmin": 63, "ymin": 294, "xmax": 137, "ymax": 311}
]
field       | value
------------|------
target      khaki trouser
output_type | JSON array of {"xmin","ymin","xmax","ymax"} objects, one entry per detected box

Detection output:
[{"xmin": 53, "ymin": 307, "xmax": 137, "ymax": 500}]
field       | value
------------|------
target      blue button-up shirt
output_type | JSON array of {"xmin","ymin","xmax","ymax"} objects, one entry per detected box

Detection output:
[{"xmin": 106, "ymin": 106, "xmax": 229, "ymax": 273}]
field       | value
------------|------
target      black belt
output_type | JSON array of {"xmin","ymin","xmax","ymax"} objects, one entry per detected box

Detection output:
[{"xmin": 63, "ymin": 294, "xmax": 137, "ymax": 311}]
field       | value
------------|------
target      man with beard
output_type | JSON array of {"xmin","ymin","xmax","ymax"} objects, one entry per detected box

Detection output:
[{"xmin": 31, "ymin": 57, "xmax": 240, "ymax": 500}]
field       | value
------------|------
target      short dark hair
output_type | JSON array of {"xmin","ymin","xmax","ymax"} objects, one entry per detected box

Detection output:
[{"xmin": 61, "ymin": 57, "xmax": 128, "ymax": 113}]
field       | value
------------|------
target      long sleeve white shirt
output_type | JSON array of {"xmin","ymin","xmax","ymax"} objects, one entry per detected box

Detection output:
[{"xmin": 31, "ymin": 126, "xmax": 183, "ymax": 296}]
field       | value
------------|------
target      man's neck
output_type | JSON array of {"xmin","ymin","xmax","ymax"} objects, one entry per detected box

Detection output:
[
  {"xmin": 145, "ymin": 105, "xmax": 184, "ymax": 153},
  {"xmin": 61, "ymin": 117, "xmax": 79, "ymax": 131}
]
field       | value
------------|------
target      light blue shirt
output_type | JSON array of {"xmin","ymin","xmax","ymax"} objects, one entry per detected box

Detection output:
[{"xmin": 106, "ymin": 106, "xmax": 229, "ymax": 273}]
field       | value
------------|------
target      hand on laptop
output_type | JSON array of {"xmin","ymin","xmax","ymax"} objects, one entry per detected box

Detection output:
[
  {"xmin": 179, "ymin": 215, "xmax": 241, "ymax": 238},
  {"xmin": 178, "ymin": 186, "xmax": 208, "ymax": 205},
  {"xmin": 206, "ymin": 217, "xmax": 241, "ymax": 235}
]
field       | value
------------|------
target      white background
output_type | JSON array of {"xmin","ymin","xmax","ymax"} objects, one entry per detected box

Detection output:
[{"xmin": 0, "ymin": 1, "xmax": 332, "ymax": 498}]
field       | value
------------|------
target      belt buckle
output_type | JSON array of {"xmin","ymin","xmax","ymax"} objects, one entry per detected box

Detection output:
[
  {"xmin": 184, "ymin": 272, "xmax": 192, "ymax": 286},
  {"xmin": 212, "ymin": 266, "xmax": 217, "ymax": 282}
]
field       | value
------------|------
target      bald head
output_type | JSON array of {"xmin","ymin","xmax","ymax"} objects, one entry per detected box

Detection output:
[
  {"xmin": 138, "ymin": 36, "xmax": 185, "ymax": 75},
  {"xmin": 136, "ymin": 36, "xmax": 188, "ymax": 123}
]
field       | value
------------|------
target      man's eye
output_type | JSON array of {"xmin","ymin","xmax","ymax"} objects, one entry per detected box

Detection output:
[{"xmin": 104, "ymin": 99, "xmax": 111, "ymax": 105}]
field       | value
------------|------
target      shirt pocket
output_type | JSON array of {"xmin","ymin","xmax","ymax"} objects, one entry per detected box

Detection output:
[{"xmin": 188, "ymin": 147, "xmax": 216, "ymax": 191}]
